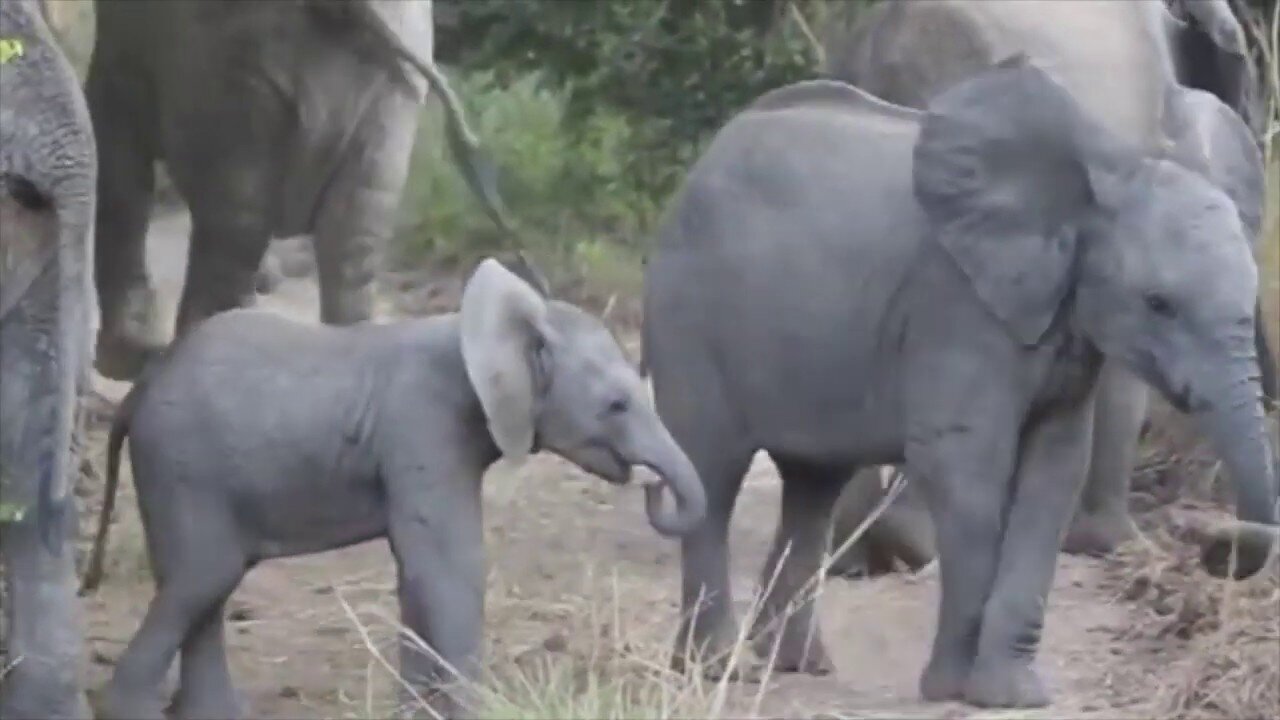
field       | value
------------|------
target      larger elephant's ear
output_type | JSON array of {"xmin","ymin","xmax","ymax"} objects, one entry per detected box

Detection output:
[
  {"xmin": 1163, "ymin": 85, "xmax": 1265, "ymax": 244},
  {"xmin": 460, "ymin": 258, "xmax": 552, "ymax": 464},
  {"xmin": 912, "ymin": 54, "xmax": 1126, "ymax": 346}
]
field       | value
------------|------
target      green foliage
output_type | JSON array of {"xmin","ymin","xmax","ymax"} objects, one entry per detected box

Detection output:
[
  {"xmin": 0, "ymin": 502, "xmax": 26, "ymax": 524},
  {"xmin": 397, "ymin": 69, "xmax": 650, "ymax": 291},
  {"xmin": 436, "ymin": 0, "xmax": 828, "ymax": 200}
]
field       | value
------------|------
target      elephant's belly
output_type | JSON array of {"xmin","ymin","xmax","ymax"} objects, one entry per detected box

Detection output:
[
  {"xmin": 725, "ymin": 332, "xmax": 907, "ymax": 465},
  {"xmin": 751, "ymin": 387, "xmax": 905, "ymax": 466},
  {"xmin": 238, "ymin": 469, "xmax": 388, "ymax": 561}
]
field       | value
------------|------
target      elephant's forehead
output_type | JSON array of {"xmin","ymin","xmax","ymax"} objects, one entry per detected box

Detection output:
[
  {"xmin": 548, "ymin": 303, "xmax": 623, "ymax": 353},
  {"xmin": 1145, "ymin": 163, "xmax": 1245, "ymax": 248}
]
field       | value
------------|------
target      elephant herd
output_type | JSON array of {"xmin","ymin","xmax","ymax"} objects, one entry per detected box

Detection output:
[{"xmin": 2, "ymin": 0, "xmax": 1277, "ymax": 718}]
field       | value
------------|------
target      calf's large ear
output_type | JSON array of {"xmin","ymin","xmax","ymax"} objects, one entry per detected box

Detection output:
[
  {"xmin": 460, "ymin": 258, "xmax": 551, "ymax": 463},
  {"xmin": 911, "ymin": 54, "xmax": 1133, "ymax": 346}
]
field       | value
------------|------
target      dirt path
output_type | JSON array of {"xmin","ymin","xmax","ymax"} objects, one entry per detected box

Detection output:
[{"xmin": 78, "ymin": 208, "xmax": 1156, "ymax": 719}]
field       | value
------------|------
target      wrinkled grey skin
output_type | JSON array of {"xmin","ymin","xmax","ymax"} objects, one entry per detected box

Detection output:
[
  {"xmin": 644, "ymin": 57, "xmax": 1278, "ymax": 708},
  {"xmin": 89, "ymin": 0, "xmax": 511, "ymax": 382},
  {"xmin": 81, "ymin": 258, "xmax": 704, "ymax": 720},
  {"xmin": 0, "ymin": 1, "xmax": 97, "ymax": 718},
  {"xmin": 822, "ymin": 0, "xmax": 1276, "ymax": 565}
]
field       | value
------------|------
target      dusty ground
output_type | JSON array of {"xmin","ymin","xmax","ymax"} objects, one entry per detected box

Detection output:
[{"xmin": 70, "ymin": 208, "xmax": 1267, "ymax": 719}]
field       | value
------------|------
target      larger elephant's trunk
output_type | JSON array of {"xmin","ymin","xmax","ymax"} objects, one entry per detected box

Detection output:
[{"xmin": 1193, "ymin": 365, "xmax": 1279, "ymax": 578}]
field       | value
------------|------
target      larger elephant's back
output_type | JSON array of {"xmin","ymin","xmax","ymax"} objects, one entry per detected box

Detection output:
[
  {"xmin": 645, "ymin": 106, "xmax": 925, "ymax": 453},
  {"xmin": 827, "ymin": 0, "xmax": 1172, "ymax": 149}
]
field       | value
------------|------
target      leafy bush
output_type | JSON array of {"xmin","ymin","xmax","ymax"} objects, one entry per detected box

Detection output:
[
  {"xmin": 435, "ymin": 0, "xmax": 829, "ymax": 201},
  {"xmin": 396, "ymin": 68, "xmax": 654, "ymax": 289}
]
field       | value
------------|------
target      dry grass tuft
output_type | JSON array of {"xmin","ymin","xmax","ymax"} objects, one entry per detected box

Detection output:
[
  {"xmin": 1112, "ymin": 10, "xmax": 1280, "ymax": 712},
  {"xmin": 1101, "ymin": 512, "xmax": 1280, "ymax": 720},
  {"xmin": 327, "ymin": 478, "xmax": 908, "ymax": 720}
]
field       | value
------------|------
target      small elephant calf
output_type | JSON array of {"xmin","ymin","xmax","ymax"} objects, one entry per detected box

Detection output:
[{"xmin": 81, "ymin": 258, "xmax": 706, "ymax": 720}]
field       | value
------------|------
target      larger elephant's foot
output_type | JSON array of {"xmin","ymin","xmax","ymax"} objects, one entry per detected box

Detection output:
[
  {"xmin": 95, "ymin": 285, "xmax": 165, "ymax": 381},
  {"xmin": 93, "ymin": 682, "xmax": 167, "ymax": 720},
  {"xmin": 171, "ymin": 683, "xmax": 248, "ymax": 720},
  {"xmin": 670, "ymin": 621, "xmax": 766, "ymax": 682},
  {"xmin": 1062, "ymin": 508, "xmax": 1140, "ymax": 556},
  {"xmin": 962, "ymin": 657, "xmax": 1050, "ymax": 709},
  {"xmin": 750, "ymin": 613, "xmax": 835, "ymax": 676},
  {"xmin": 919, "ymin": 650, "xmax": 972, "ymax": 702}
]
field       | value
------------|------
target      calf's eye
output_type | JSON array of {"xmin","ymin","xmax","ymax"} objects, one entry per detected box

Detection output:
[
  {"xmin": 606, "ymin": 397, "xmax": 629, "ymax": 415},
  {"xmin": 1144, "ymin": 292, "xmax": 1175, "ymax": 318}
]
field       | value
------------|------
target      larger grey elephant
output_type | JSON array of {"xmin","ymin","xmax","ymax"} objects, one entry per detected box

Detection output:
[
  {"xmin": 821, "ymin": 0, "xmax": 1277, "ymax": 565},
  {"xmin": 644, "ymin": 56, "xmax": 1278, "ymax": 708},
  {"xmin": 0, "ymin": 1, "xmax": 97, "ymax": 717},
  {"xmin": 89, "ymin": 0, "xmax": 511, "ymax": 381}
]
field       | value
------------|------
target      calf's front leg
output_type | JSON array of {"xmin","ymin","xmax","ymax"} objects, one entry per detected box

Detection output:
[
  {"xmin": 966, "ymin": 394, "xmax": 1096, "ymax": 708},
  {"xmin": 904, "ymin": 356, "xmax": 1022, "ymax": 703},
  {"xmin": 387, "ymin": 472, "xmax": 486, "ymax": 719}
]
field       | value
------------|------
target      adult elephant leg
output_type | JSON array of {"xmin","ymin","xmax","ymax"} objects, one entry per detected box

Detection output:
[
  {"xmin": 0, "ymin": 512, "xmax": 88, "ymax": 720},
  {"xmin": 85, "ymin": 50, "xmax": 161, "ymax": 381},
  {"xmin": 312, "ymin": 93, "xmax": 420, "ymax": 326},
  {"xmin": 170, "ymin": 140, "xmax": 276, "ymax": 336},
  {"xmin": 174, "ymin": 212, "xmax": 269, "ymax": 337},
  {"xmin": 655, "ymin": 364, "xmax": 757, "ymax": 680},
  {"xmin": 0, "ymin": 270, "xmax": 90, "ymax": 720},
  {"xmin": 171, "ymin": 601, "xmax": 246, "ymax": 720},
  {"xmin": 967, "ymin": 398, "xmax": 1095, "ymax": 708},
  {"xmin": 1063, "ymin": 361, "xmax": 1145, "ymax": 555},
  {"xmin": 165, "ymin": 74, "xmax": 293, "ymax": 336},
  {"xmin": 750, "ymin": 456, "xmax": 849, "ymax": 675}
]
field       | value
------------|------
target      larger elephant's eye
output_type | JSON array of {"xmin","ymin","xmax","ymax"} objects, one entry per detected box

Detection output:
[
  {"xmin": 1145, "ymin": 292, "xmax": 1176, "ymax": 318},
  {"xmin": 605, "ymin": 396, "xmax": 630, "ymax": 416}
]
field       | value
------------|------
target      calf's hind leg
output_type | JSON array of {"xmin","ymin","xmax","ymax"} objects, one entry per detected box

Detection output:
[{"xmin": 99, "ymin": 504, "xmax": 247, "ymax": 720}]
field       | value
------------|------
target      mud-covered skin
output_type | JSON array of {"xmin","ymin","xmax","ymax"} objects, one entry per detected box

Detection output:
[
  {"xmin": 823, "ymin": 0, "xmax": 1275, "ymax": 563},
  {"xmin": 87, "ymin": 0, "xmax": 508, "ymax": 382},
  {"xmin": 0, "ymin": 1, "xmax": 98, "ymax": 717}
]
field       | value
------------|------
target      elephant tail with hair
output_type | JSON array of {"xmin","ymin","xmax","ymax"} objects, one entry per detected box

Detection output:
[{"xmin": 78, "ymin": 377, "xmax": 146, "ymax": 595}]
